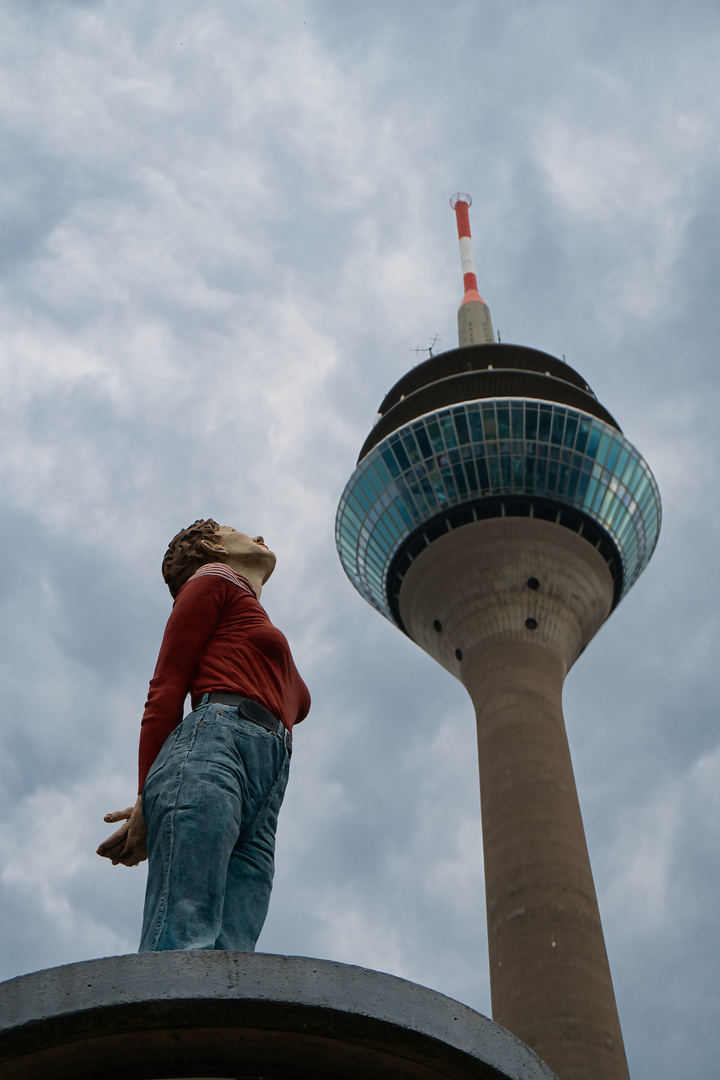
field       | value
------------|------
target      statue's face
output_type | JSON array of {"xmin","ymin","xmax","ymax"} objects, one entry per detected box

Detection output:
[{"xmin": 217, "ymin": 526, "xmax": 277, "ymax": 581}]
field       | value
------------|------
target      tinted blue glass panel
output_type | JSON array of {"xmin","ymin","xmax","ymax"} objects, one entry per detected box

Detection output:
[
  {"xmin": 513, "ymin": 455, "xmax": 524, "ymax": 487},
  {"xmin": 547, "ymin": 458, "xmax": 558, "ymax": 491},
  {"xmin": 358, "ymin": 474, "xmax": 376, "ymax": 501},
  {"xmin": 427, "ymin": 420, "xmax": 443, "ymax": 453},
  {"xmin": 482, "ymin": 407, "xmax": 497, "ymax": 439},
  {"xmin": 605, "ymin": 500, "xmax": 625, "ymax": 532},
  {"xmin": 512, "ymin": 405, "xmax": 524, "ymax": 439},
  {"xmin": 592, "ymin": 483, "xmax": 606, "ymax": 513},
  {"xmin": 454, "ymin": 410, "xmax": 470, "ymax": 445},
  {"xmin": 374, "ymin": 457, "xmax": 393, "ymax": 486},
  {"xmin": 538, "ymin": 407, "xmax": 552, "ymax": 441},
  {"xmin": 407, "ymin": 481, "xmax": 427, "ymax": 515},
  {"xmin": 586, "ymin": 426, "xmax": 601, "ymax": 457},
  {"xmin": 402, "ymin": 432, "xmax": 421, "ymax": 464},
  {"xmin": 441, "ymin": 467, "xmax": 458, "ymax": 500},
  {"xmin": 386, "ymin": 503, "xmax": 404, "ymax": 530},
  {"xmin": 599, "ymin": 487, "xmax": 615, "ymax": 518},
  {"xmin": 418, "ymin": 474, "xmax": 437, "ymax": 507},
  {"xmin": 551, "ymin": 412, "xmax": 565, "ymax": 445},
  {"xmin": 464, "ymin": 459, "xmax": 479, "ymax": 492},
  {"xmin": 401, "ymin": 490, "xmax": 418, "ymax": 518},
  {"xmin": 621, "ymin": 457, "xmax": 637, "ymax": 487},
  {"xmin": 367, "ymin": 465, "xmax": 387, "ymax": 496},
  {"xmin": 342, "ymin": 503, "xmax": 362, "ymax": 529},
  {"xmin": 395, "ymin": 500, "xmax": 413, "ymax": 527},
  {"xmin": 614, "ymin": 448, "xmax": 629, "ymax": 478},
  {"xmin": 394, "ymin": 441, "xmax": 411, "ymax": 471},
  {"xmin": 348, "ymin": 490, "xmax": 368, "ymax": 515},
  {"xmin": 453, "ymin": 462, "xmax": 468, "ymax": 496},
  {"xmin": 605, "ymin": 440, "xmax": 620, "ymax": 472},
  {"xmin": 414, "ymin": 423, "xmax": 433, "ymax": 459},
  {"xmin": 441, "ymin": 415, "xmax": 457, "ymax": 448},
  {"xmin": 468, "ymin": 407, "xmax": 483, "ymax": 442},
  {"xmin": 381, "ymin": 447, "xmax": 400, "ymax": 478},
  {"xmin": 563, "ymin": 415, "xmax": 578, "ymax": 448},
  {"xmin": 596, "ymin": 432, "xmax": 611, "ymax": 467},
  {"xmin": 535, "ymin": 451, "xmax": 547, "ymax": 488},
  {"xmin": 558, "ymin": 463, "xmax": 569, "ymax": 494}
]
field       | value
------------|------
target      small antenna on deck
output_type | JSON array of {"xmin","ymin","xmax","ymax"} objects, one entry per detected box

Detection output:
[{"xmin": 412, "ymin": 334, "xmax": 441, "ymax": 361}]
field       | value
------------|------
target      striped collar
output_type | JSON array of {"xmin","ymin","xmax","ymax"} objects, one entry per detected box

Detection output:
[{"xmin": 189, "ymin": 562, "xmax": 258, "ymax": 599}]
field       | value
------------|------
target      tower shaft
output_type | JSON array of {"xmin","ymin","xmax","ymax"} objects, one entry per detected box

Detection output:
[{"xmin": 399, "ymin": 518, "xmax": 630, "ymax": 1080}]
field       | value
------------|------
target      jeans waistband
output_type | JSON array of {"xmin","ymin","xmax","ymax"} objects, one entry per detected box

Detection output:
[{"xmin": 197, "ymin": 693, "xmax": 292, "ymax": 751}]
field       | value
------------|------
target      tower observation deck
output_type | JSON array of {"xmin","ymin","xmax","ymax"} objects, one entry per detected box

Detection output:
[{"xmin": 335, "ymin": 196, "xmax": 661, "ymax": 1080}]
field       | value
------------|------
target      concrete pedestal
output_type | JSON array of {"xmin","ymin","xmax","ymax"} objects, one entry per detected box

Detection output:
[{"xmin": 0, "ymin": 952, "xmax": 557, "ymax": 1080}]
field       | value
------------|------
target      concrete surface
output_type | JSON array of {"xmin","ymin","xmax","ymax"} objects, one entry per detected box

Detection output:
[{"xmin": 0, "ymin": 951, "xmax": 558, "ymax": 1080}]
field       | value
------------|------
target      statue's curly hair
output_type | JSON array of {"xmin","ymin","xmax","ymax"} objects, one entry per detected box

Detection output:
[{"xmin": 162, "ymin": 518, "xmax": 222, "ymax": 599}]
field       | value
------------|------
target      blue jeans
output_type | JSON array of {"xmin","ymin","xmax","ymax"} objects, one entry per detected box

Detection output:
[{"xmin": 139, "ymin": 700, "xmax": 290, "ymax": 952}]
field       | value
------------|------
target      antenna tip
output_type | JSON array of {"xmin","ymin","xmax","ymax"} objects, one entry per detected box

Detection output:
[{"xmin": 450, "ymin": 192, "xmax": 472, "ymax": 209}]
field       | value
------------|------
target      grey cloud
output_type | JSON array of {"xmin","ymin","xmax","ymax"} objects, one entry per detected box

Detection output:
[{"xmin": 0, "ymin": 4, "xmax": 716, "ymax": 1079}]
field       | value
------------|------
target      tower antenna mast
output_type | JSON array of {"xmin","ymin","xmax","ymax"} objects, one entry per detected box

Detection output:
[{"xmin": 450, "ymin": 193, "xmax": 494, "ymax": 347}]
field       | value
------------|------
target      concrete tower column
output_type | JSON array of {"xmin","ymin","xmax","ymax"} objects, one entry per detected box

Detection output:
[{"xmin": 399, "ymin": 518, "xmax": 630, "ymax": 1080}]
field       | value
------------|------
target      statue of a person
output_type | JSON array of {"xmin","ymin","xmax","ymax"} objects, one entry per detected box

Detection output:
[{"xmin": 97, "ymin": 519, "xmax": 310, "ymax": 951}]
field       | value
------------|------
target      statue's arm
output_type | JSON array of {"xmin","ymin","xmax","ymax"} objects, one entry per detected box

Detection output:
[{"xmin": 137, "ymin": 574, "xmax": 226, "ymax": 792}]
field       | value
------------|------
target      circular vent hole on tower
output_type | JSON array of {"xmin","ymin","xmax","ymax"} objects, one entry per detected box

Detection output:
[
  {"xmin": 525, "ymin": 618, "xmax": 538, "ymax": 630},
  {"xmin": 433, "ymin": 619, "xmax": 442, "ymax": 632},
  {"xmin": 455, "ymin": 648, "xmax": 463, "ymax": 661},
  {"xmin": 526, "ymin": 577, "xmax": 540, "ymax": 590}
]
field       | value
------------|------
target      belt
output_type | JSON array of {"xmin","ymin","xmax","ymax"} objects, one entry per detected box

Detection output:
[{"xmin": 200, "ymin": 693, "xmax": 292, "ymax": 752}]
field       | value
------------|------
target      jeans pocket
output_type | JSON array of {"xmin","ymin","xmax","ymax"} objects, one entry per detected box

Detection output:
[
  {"xmin": 224, "ymin": 714, "xmax": 270, "ymax": 741},
  {"xmin": 144, "ymin": 705, "xmax": 210, "ymax": 787}
]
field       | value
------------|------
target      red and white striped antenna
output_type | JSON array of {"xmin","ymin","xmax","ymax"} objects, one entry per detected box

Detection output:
[{"xmin": 450, "ymin": 193, "xmax": 494, "ymax": 347}]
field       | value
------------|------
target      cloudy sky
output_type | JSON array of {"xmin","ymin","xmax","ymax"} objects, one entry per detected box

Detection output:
[{"xmin": 0, "ymin": 2, "xmax": 718, "ymax": 1076}]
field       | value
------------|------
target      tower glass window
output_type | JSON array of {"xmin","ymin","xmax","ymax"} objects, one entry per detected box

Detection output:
[{"xmin": 336, "ymin": 399, "xmax": 661, "ymax": 624}]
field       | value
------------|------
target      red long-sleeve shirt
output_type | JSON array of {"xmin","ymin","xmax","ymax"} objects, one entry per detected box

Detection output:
[{"xmin": 137, "ymin": 563, "xmax": 310, "ymax": 791}]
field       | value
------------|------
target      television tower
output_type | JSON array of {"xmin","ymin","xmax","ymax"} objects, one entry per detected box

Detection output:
[{"xmin": 335, "ymin": 195, "xmax": 660, "ymax": 1080}]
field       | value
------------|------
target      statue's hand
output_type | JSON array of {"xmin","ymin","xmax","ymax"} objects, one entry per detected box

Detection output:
[{"xmin": 97, "ymin": 796, "xmax": 148, "ymax": 867}]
